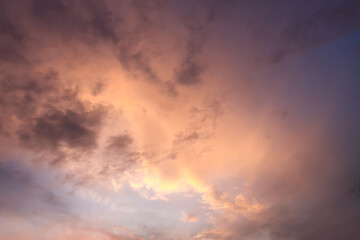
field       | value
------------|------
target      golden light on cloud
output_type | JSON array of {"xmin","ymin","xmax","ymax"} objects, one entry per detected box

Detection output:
[{"xmin": 180, "ymin": 212, "xmax": 199, "ymax": 223}]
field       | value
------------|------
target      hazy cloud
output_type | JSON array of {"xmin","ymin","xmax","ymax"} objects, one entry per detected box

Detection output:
[
  {"xmin": 261, "ymin": 0, "xmax": 360, "ymax": 64},
  {"xmin": 0, "ymin": 159, "xmax": 67, "ymax": 217}
]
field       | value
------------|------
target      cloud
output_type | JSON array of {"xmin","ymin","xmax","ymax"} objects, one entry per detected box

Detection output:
[
  {"xmin": 0, "ymin": 64, "xmax": 109, "ymax": 190},
  {"xmin": 0, "ymin": 159, "xmax": 67, "ymax": 217},
  {"xmin": 174, "ymin": 44, "xmax": 204, "ymax": 86},
  {"xmin": 259, "ymin": 0, "xmax": 360, "ymax": 64},
  {"xmin": 180, "ymin": 211, "xmax": 198, "ymax": 222},
  {"xmin": 117, "ymin": 49, "xmax": 159, "ymax": 83},
  {"xmin": 113, "ymin": 1, "xmax": 167, "ymax": 83},
  {"xmin": 0, "ymin": 3, "xmax": 27, "ymax": 64},
  {"xmin": 192, "ymin": 228, "xmax": 229, "ymax": 240},
  {"xmin": 173, "ymin": 1, "xmax": 220, "ymax": 86},
  {"xmin": 0, "ymin": 14, "xmax": 22, "ymax": 42},
  {"xmin": 100, "ymin": 134, "xmax": 140, "ymax": 177},
  {"xmin": 199, "ymin": 114, "xmax": 360, "ymax": 239},
  {"xmin": 30, "ymin": 0, "xmax": 119, "ymax": 43},
  {"xmin": 19, "ymin": 108, "xmax": 104, "ymax": 150},
  {"xmin": 91, "ymin": 80, "xmax": 106, "ymax": 96},
  {"xmin": 175, "ymin": 131, "xmax": 199, "ymax": 143},
  {"xmin": 1, "ymin": 221, "xmax": 143, "ymax": 240},
  {"xmin": 0, "ymin": 69, "xmax": 107, "ymax": 153},
  {"xmin": 201, "ymin": 187, "xmax": 263, "ymax": 216},
  {"xmin": 107, "ymin": 134, "xmax": 133, "ymax": 151},
  {"xmin": 62, "ymin": 227, "xmax": 143, "ymax": 240},
  {"xmin": 1, "ymin": 1, "xmax": 360, "ymax": 239}
]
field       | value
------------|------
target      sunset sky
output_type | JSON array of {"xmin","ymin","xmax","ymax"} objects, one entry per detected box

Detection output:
[{"xmin": 1, "ymin": 0, "xmax": 360, "ymax": 239}]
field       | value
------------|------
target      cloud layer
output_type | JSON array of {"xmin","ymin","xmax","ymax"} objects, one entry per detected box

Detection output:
[{"xmin": 1, "ymin": 0, "xmax": 360, "ymax": 239}]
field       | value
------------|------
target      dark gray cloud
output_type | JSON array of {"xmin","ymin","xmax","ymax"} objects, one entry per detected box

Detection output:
[
  {"xmin": 30, "ymin": 0, "xmax": 119, "ymax": 43},
  {"xmin": 107, "ymin": 134, "xmax": 133, "ymax": 151},
  {"xmin": 0, "ymin": 16, "xmax": 22, "ymax": 42},
  {"xmin": 0, "ymin": 0, "xmax": 222, "ymax": 91},
  {"xmin": 25, "ymin": 0, "xmax": 165, "ymax": 84},
  {"xmin": 0, "ymin": 2, "xmax": 27, "ymax": 64},
  {"xmin": 173, "ymin": 1, "xmax": 219, "ymax": 86},
  {"xmin": 0, "ymin": 71, "xmax": 57, "ymax": 119},
  {"xmin": 0, "ymin": 0, "xmax": 159, "ymax": 84},
  {"xmin": 99, "ymin": 134, "xmax": 140, "ymax": 177},
  {"xmin": 173, "ymin": 23, "xmax": 206, "ymax": 86},
  {"xmin": 173, "ymin": 0, "xmax": 233, "ymax": 86},
  {"xmin": 174, "ymin": 52, "xmax": 204, "ymax": 85},
  {"xmin": 19, "ymin": 108, "xmax": 104, "ymax": 150},
  {"xmin": 117, "ymin": 49, "xmax": 159, "ymax": 82},
  {"xmin": 0, "ymin": 67, "xmax": 107, "ymax": 184},
  {"xmin": 114, "ymin": 1, "xmax": 165, "ymax": 83},
  {"xmin": 92, "ymin": 81, "xmax": 106, "ymax": 96},
  {"xmin": 0, "ymin": 70, "xmax": 107, "ymax": 154}
]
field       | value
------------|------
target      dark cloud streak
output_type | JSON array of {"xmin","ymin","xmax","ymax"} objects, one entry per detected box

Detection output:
[
  {"xmin": 173, "ymin": 1, "xmax": 220, "ymax": 86},
  {"xmin": 107, "ymin": 134, "xmax": 133, "ymax": 151}
]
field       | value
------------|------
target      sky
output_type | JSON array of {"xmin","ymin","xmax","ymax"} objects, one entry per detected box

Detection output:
[{"xmin": 1, "ymin": 0, "xmax": 360, "ymax": 239}]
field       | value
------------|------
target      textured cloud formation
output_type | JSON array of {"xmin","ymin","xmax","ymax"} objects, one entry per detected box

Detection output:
[{"xmin": 1, "ymin": 0, "xmax": 360, "ymax": 239}]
